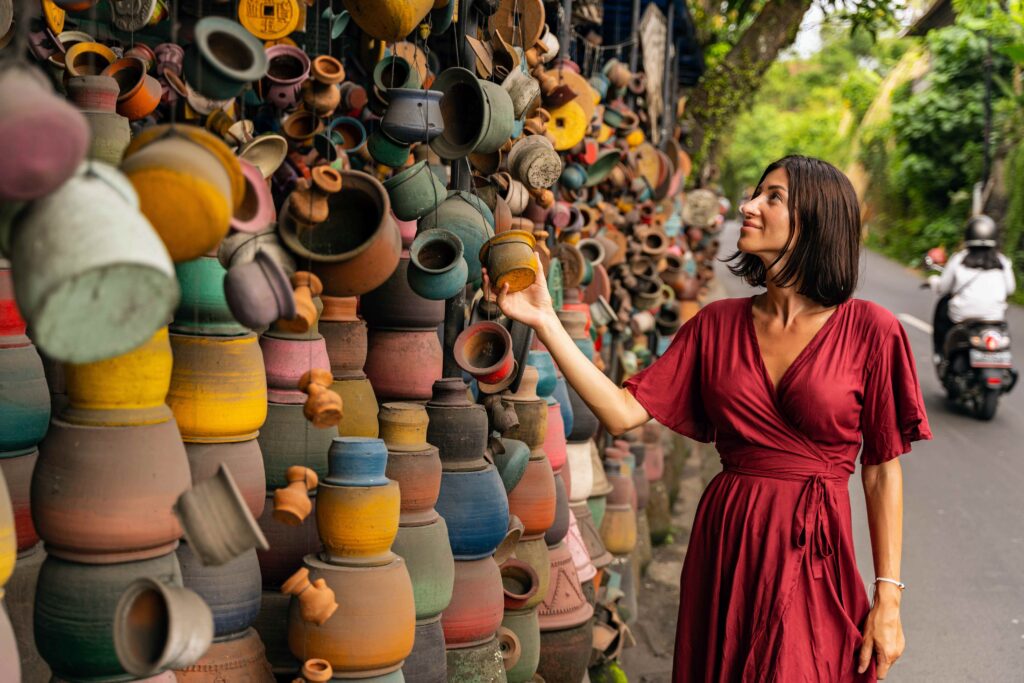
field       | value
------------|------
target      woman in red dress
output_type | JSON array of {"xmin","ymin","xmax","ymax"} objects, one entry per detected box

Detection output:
[{"xmin": 490, "ymin": 155, "xmax": 931, "ymax": 682}]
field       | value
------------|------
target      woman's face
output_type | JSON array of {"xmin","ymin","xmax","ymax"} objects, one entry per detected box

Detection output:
[{"xmin": 737, "ymin": 167, "xmax": 795, "ymax": 265}]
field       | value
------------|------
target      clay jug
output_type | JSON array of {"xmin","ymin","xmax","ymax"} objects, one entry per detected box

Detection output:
[
  {"xmin": 299, "ymin": 368, "xmax": 343, "ymax": 428},
  {"xmin": 287, "ymin": 166, "xmax": 343, "ymax": 226},
  {"xmin": 282, "ymin": 567, "xmax": 338, "ymax": 625},
  {"xmin": 425, "ymin": 378, "xmax": 488, "ymax": 472},
  {"xmin": 301, "ymin": 56, "xmax": 344, "ymax": 116}
]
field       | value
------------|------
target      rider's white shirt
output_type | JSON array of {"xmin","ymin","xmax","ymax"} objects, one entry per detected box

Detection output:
[{"xmin": 933, "ymin": 249, "xmax": 1016, "ymax": 322}]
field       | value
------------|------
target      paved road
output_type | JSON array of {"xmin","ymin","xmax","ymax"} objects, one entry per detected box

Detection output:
[{"xmin": 714, "ymin": 221, "xmax": 1024, "ymax": 681}]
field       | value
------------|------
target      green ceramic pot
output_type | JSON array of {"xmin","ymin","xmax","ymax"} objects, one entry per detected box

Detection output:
[
  {"xmin": 372, "ymin": 55, "xmax": 421, "ymax": 97},
  {"xmin": 173, "ymin": 256, "xmax": 248, "ymax": 336},
  {"xmin": 417, "ymin": 193, "xmax": 494, "ymax": 286},
  {"xmin": 391, "ymin": 517, "xmax": 455, "ymax": 620},
  {"xmin": 407, "ymin": 228, "xmax": 468, "ymax": 301},
  {"xmin": 367, "ymin": 129, "xmax": 411, "ymax": 168},
  {"xmin": 257, "ymin": 401, "xmax": 335, "ymax": 488},
  {"xmin": 183, "ymin": 17, "xmax": 268, "ymax": 101},
  {"xmin": 383, "ymin": 161, "xmax": 447, "ymax": 221},
  {"xmin": 502, "ymin": 607, "xmax": 540, "ymax": 683}
]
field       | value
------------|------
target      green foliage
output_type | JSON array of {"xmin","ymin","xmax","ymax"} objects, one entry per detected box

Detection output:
[{"xmin": 1003, "ymin": 142, "xmax": 1024, "ymax": 303}]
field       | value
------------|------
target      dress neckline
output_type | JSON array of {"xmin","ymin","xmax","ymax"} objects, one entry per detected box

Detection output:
[{"xmin": 746, "ymin": 295, "xmax": 847, "ymax": 398}]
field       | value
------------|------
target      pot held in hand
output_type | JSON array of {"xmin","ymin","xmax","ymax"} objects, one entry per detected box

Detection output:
[{"xmin": 479, "ymin": 229, "xmax": 539, "ymax": 294}]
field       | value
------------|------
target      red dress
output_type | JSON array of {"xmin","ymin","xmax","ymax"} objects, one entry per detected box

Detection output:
[{"xmin": 624, "ymin": 297, "xmax": 931, "ymax": 683}]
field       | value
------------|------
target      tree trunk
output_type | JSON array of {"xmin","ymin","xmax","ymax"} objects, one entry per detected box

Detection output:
[{"xmin": 685, "ymin": 0, "xmax": 813, "ymax": 177}]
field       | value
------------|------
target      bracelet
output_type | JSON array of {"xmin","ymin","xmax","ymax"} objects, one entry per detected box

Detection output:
[{"xmin": 875, "ymin": 577, "xmax": 906, "ymax": 590}]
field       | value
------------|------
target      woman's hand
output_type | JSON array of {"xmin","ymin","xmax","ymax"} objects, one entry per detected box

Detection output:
[
  {"xmin": 857, "ymin": 588, "xmax": 904, "ymax": 679},
  {"xmin": 483, "ymin": 264, "xmax": 557, "ymax": 331}
]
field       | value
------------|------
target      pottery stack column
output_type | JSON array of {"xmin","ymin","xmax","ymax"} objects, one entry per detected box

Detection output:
[{"xmin": 320, "ymin": 295, "xmax": 378, "ymax": 438}]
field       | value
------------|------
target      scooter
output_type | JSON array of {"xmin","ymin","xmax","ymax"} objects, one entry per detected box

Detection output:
[{"xmin": 923, "ymin": 255, "xmax": 1018, "ymax": 420}]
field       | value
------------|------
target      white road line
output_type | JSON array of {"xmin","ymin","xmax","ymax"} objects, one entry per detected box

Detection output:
[{"xmin": 898, "ymin": 313, "xmax": 933, "ymax": 335}]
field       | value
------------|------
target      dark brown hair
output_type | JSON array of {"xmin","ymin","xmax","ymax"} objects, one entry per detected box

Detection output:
[{"xmin": 726, "ymin": 155, "xmax": 861, "ymax": 307}]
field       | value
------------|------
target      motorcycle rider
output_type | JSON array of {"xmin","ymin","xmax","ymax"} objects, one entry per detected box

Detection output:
[{"xmin": 929, "ymin": 214, "xmax": 1016, "ymax": 363}]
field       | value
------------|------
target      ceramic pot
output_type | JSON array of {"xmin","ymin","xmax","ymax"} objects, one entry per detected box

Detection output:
[
  {"xmin": 173, "ymin": 256, "xmax": 248, "ymax": 336},
  {"xmin": 544, "ymin": 472, "xmax": 570, "ymax": 548},
  {"xmin": 279, "ymin": 170, "xmax": 401, "ymax": 297},
  {"xmin": 436, "ymin": 466, "xmax": 509, "ymax": 560},
  {"xmin": 550, "ymin": 377, "xmax": 574, "ymax": 439},
  {"xmin": 185, "ymin": 439, "xmax": 265, "ymax": 520},
  {"xmin": 230, "ymin": 159, "xmax": 275, "ymax": 234},
  {"xmin": 479, "ymin": 230, "xmax": 539, "ymax": 294},
  {"xmin": 323, "ymin": 436, "xmax": 389, "ymax": 485},
  {"xmin": 492, "ymin": 438, "xmax": 530, "ymax": 495},
  {"xmin": 525, "ymin": 350, "xmax": 556, "ymax": 399},
  {"xmin": 425, "ymin": 378, "xmax": 488, "ymax": 472},
  {"xmin": 321, "ymin": 319, "xmax": 367, "ymax": 379},
  {"xmin": 167, "ymin": 332, "xmax": 268, "ymax": 442},
  {"xmin": 373, "ymin": 55, "xmax": 421, "ymax": 98},
  {"xmin": 374, "ymin": 402, "xmax": 425, "ymax": 450},
  {"xmin": 431, "ymin": 67, "xmax": 514, "ymax": 159},
  {"xmin": 224, "ymin": 251, "xmax": 296, "ymax": 330},
  {"xmin": 256, "ymin": 493, "xmax": 320, "ymax": 589},
  {"xmin": 327, "ymin": 115, "xmax": 368, "ymax": 152},
  {"xmin": 367, "ymin": 128, "xmax": 412, "ymax": 168},
  {"xmin": 34, "ymin": 551, "xmax": 182, "ymax": 681},
  {"xmin": 382, "ymin": 89, "xmax": 444, "ymax": 143},
  {"xmin": 32, "ymin": 417, "xmax": 190, "ymax": 563},
  {"xmin": 454, "ymin": 321, "xmax": 514, "ymax": 386},
  {"xmin": 441, "ymin": 556, "xmax": 503, "ymax": 647},
  {"xmin": 316, "ymin": 479, "xmax": 399, "ymax": 565},
  {"xmin": 288, "ymin": 554, "xmax": 415, "ymax": 675},
  {"xmin": 599, "ymin": 502, "xmax": 636, "ymax": 556},
  {"xmin": 384, "ymin": 161, "xmax": 447, "ymax": 221},
  {"xmin": 507, "ymin": 456, "xmax": 556, "ymax": 538},
  {"xmin": 502, "ymin": 397, "xmax": 547, "ymax": 452},
  {"xmin": 282, "ymin": 566, "xmax": 339, "ymax": 625},
  {"xmin": 183, "ymin": 17, "xmax": 268, "ymax": 100},
  {"xmin": 361, "ymin": 257, "xmax": 445, "ymax": 328},
  {"xmin": 252, "ymin": 590, "xmax": 297, "ymax": 675},
  {"xmin": 302, "ymin": 56, "xmax": 344, "ymax": 116},
  {"xmin": 174, "ymin": 627, "xmax": 274, "ymax": 682},
  {"xmin": 272, "ymin": 466, "xmax": 318, "ymax": 526},
  {"xmin": 385, "ymin": 444, "xmax": 442, "ymax": 525},
  {"xmin": 257, "ymin": 401, "xmax": 334, "ymax": 488},
  {"xmin": 0, "ymin": 449, "xmax": 39, "ymax": 551},
  {"xmin": 332, "ymin": 376, "xmax": 380, "ymax": 438},
  {"xmin": 502, "ymin": 69, "xmax": 541, "ymax": 120},
  {"xmin": 9, "ymin": 163, "xmax": 177, "ymax": 363},
  {"xmin": 417, "ymin": 192, "xmax": 495, "ymax": 286},
  {"xmin": 511, "ymin": 536, "xmax": 550, "ymax": 611},
  {"xmin": 263, "ymin": 44, "xmax": 309, "ymax": 109},
  {"xmin": 259, "ymin": 334, "xmax": 330, "ymax": 404},
  {"xmin": 174, "ymin": 464, "xmax": 270, "ymax": 566},
  {"xmin": 535, "ymin": 621, "xmax": 592, "ymax": 683},
  {"xmin": 507, "ymin": 135, "xmax": 561, "ymax": 190},
  {"xmin": 392, "ymin": 517, "xmax": 455, "ymax": 619},
  {"xmin": 102, "ymin": 57, "xmax": 161, "ymax": 120},
  {"xmin": 364, "ymin": 328, "xmax": 442, "ymax": 402},
  {"xmin": 536, "ymin": 541, "xmax": 593, "ymax": 631},
  {"xmin": 0, "ymin": 344, "xmax": 50, "ymax": 451},
  {"xmin": 407, "ymin": 229, "xmax": 468, "ymax": 301},
  {"xmin": 501, "ymin": 608, "xmax": 540, "ymax": 683},
  {"xmin": 0, "ymin": 66, "xmax": 89, "ymax": 202},
  {"xmin": 564, "ymin": 441, "xmax": 593, "ymax": 503},
  {"xmin": 341, "ymin": 0, "xmax": 433, "ymax": 42},
  {"xmin": 570, "ymin": 502, "xmax": 612, "ymax": 569},
  {"xmin": 565, "ymin": 384, "xmax": 599, "ymax": 442},
  {"xmin": 67, "ymin": 74, "xmax": 132, "ymax": 165},
  {"xmin": 404, "ymin": 615, "xmax": 447, "ymax": 683},
  {"xmin": 444, "ymin": 637, "xmax": 507, "ymax": 682},
  {"xmin": 500, "ymin": 558, "xmax": 540, "ymax": 611}
]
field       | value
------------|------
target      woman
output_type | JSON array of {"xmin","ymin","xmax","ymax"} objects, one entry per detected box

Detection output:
[{"xmin": 489, "ymin": 155, "xmax": 931, "ymax": 682}]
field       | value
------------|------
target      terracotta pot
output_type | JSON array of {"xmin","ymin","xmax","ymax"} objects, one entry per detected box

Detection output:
[
  {"xmin": 360, "ymin": 256, "xmax": 445, "ymax": 328},
  {"xmin": 316, "ymin": 479, "xmax": 399, "ymax": 565},
  {"xmin": 332, "ymin": 376, "xmax": 380, "ymax": 438},
  {"xmin": 34, "ymin": 551, "xmax": 182, "ymax": 681},
  {"xmin": 365, "ymin": 328, "xmax": 442, "ymax": 402},
  {"xmin": 387, "ymin": 449, "xmax": 442, "ymax": 526},
  {"xmin": 392, "ymin": 517, "xmax": 455, "ymax": 619},
  {"xmin": 273, "ymin": 466, "xmax": 318, "ymax": 526},
  {"xmin": 183, "ymin": 17, "xmax": 268, "ymax": 100},
  {"xmin": 321, "ymin": 318, "xmax": 367, "ymax": 379},
  {"xmin": 599, "ymin": 502, "xmax": 637, "ymax": 556},
  {"xmin": 301, "ymin": 658, "xmax": 333, "ymax": 682},
  {"xmin": 8, "ymin": 163, "xmax": 177, "ymax": 364},
  {"xmin": 256, "ymin": 494, "xmax": 320, "ymax": 589},
  {"xmin": 177, "ymin": 541, "xmax": 262, "ymax": 638},
  {"xmin": 382, "ymin": 89, "xmax": 444, "ymax": 144},
  {"xmin": 102, "ymin": 57, "xmax": 161, "ymax": 121},
  {"xmin": 536, "ymin": 541, "xmax": 592, "ymax": 631},
  {"xmin": 167, "ymin": 333, "xmax": 267, "ymax": 443},
  {"xmin": 507, "ymin": 456, "xmax": 556, "ymax": 538},
  {"xmin": 408, "ymin": 229, "xmax": 469, "ymax": 301},
  {"xmin": 535, "ymin": 620, "xmax": 593, "ymax": 683},
  {"xmin": 287, "ymin": 554, "xmax": 415, "ymax": 675},
  {"xmin": 404, "ymin": 615, "xmax": 447, "ymax": 683},
  {"xmin": 257, "ymin": 401, "xmax": 335, "ymax": 488},
  {"xmin": 501, "ymin": 397, "xmax": 547, "ymax": 451},
  {"xmin": 426, "ymin": 378, "xmax": 488, "ymax": 472},
  {"xmin": 224, "ymin": 251, "xmax": 296, "ymax": 330},
  {"xmin": 278, "ymin": 170, "xmax": 401, "ymax": 298},
  {"xmin": 298, "ymin": 368, "xmax": 343, "ymax": 429},
  {"xmin": 441, "ymin": 556, "xmax": 503, "ymax": 648},
  {"xmin": 436, "ymin": 466, "xmax": 510, "ymax": 560},
  {"xmin": 174, "ymin": 627, "xmax": 274, "ymax": 682},
  {"xmin": 0, "ymin": 449, "xmax": 39, "ymax": 551},
  {"xmin": 282, "ymin": 566, "xmax": 339, "ymax": 625},
  {"xmin": 260, "ymin": 334, "xmax": 330, "ymax": 404},
  {"xmin": 454, "ymin": 321, "xmax": 514, "ymax": 386},
  {"xmin": 174, "ymin": 464, "xmax": 269, "ymax": 567},
  {"xmin": 646, "ymin": 479, "xmax": 672, "ymax": 546},
  {"xmin": 33, "ymin": 417, "xmax": 190, "ymax": 563},
  {"xmin": 502, "ymin": 608, "xmax": 540, "ymax": 683},
  {"xmin": 565, "ymin": 510, "xmax": 596, "ymax": 584},
  {"xmin": 570, "ymin": 502, "xmax": 612, "ymax": 569},
  {"xmin": 301, "ymin": 56, "xmax": 344, "ymax": 116},
  {"xmin": 0, "ymin": 344, "xmax": 50, "ymax": 451}
]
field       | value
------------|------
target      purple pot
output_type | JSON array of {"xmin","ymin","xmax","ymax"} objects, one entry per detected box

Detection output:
[
  {"xmin": 263, "ymin": 45, "xmax": 310, "ymax": 109},
  {"xmin": 223, "ymin": 250, "xmax": 296, "ymax": 330}
]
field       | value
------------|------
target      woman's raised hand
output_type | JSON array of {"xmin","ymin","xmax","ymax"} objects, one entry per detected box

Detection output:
[{"xmin": 483, "ymin": 264, "xmax": 556, "ymax": 331}]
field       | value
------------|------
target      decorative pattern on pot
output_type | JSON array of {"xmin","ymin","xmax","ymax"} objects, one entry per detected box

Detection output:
[
  {"xmin": 426, "ymin": 378, "xmax": 489, "ymax": 472},
  {"xmin": 381, "ymin": 88, "xmax": 444, "ymax": 143},
  {"xmin": 373, "ymin": 54, "xmax": 421, "ymax": 100},
  {"xmin": 32, "ymin": 417, "xmax": 190, "ymax": 564},
  {"xmin": 536, "ymin": 541, "xmax": 593, "ymax": 631},
  {"xmin": 173, "ymin": 626, "xmax": 275, "ymax": 681},
  {"xmin": 0, "ymin": 344, "xmax": 50, "ymax": 451},
  {"xmin": 392, "ymin": 517, "xmax": 455, "ymax": 619},
  {"xmin": 364, "ymin": 327, "xmax": 442, "ymax": 402},
  {"xmin": 441, "ymin": 556, "xmax": 503, "ymax": 648},
  {"xmin": 287, "ymin": 553, "xmax": 415, "ymax": 676},
  {"xmin": 507, "ymin": 135, "xmax": 562, "ymax": 190},
  {"xmin": 167, "ymin": 332, "xmax": 267, "ymax": 442},
  {"xmin": 8, "ymin": 162, "xmax": 177, "ymax": 363},
  {"xmin": 361, "ymin": 256, "xmax": 445, "ymax": 328},
  {"xmin": 183, "ymin": 17, "xmax": 268, "ymax": 100},
  {"xmin": 435, "ymin": 465, "xmax": 509, "ymax": 560},
  {"xmin": 565, "ymin": 509, "xmax": 596, "ymax": 585}
]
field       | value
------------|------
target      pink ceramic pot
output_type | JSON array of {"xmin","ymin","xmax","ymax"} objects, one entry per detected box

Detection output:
[
  {"xmin": 541, "ymin": 403, "xmax": 567, "ymax": 472},
  {"xmin": 364, "ymin": 328, "xmax": 442, "ymax": 402},
  {"xmin": 259, "ymin": 334, "xmax": 331, "ymax": 404},
  {"xmin": 441, "ymin": 557, "xmax": 504, "ymax": 648}
]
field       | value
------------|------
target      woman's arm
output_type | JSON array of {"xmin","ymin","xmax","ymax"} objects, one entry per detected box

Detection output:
[
  {"xmin": 1000, "ymin": 253, "xmax": 1016, "ymax": 295},
  {"xmin": 935, "ymin": 250, "xmax": 965, "ymax": 295},
  {"xmin": 857, "ymin": 458, "xmax": 906, "ymax": 679},
  {"xmin": 489, "ymin": 267, "xmax": 650, "ymax": 436}
]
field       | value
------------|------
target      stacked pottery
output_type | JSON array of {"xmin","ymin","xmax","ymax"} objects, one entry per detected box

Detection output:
[
  {"xmin": 643, "ymin": 423, "xmax": 673, "ymax": 546},
  {"xmin": 65, "ymin": 74, "xmax": 131, "ymax": 164},
  {"xmin": 382, "ymin": 403, "xmax": 453, "ymax": 683},
  {"xmin": 320, "ymin": 296, "xmax": 378, "ymax": 438},
  {"xmin": 285, "ymin": 437, "xmax": 416, "ymax": 679}
]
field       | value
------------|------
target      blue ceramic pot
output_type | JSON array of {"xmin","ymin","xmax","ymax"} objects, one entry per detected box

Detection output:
[
  {"xmin": 549, "ymin": 377, "xmax": 574, "ymax": 438},
  {"xmin": 177, "ymin": 543, "xmax": 261, "ymax": 638},
  {"xmin": 544, "ymin": 471, "xmax": 570, "ymax": 547},
  {"xmin": 435, "ymin": 465, "xmax": 509, "ymax": 560},
  {"xmin": 526, "ymin": 350, "xmax": 557, "ymax": 399},
  {"xmin": 0, "ymin": 344, "xmax": 50, "ymax": 451},
  {"xmin": 381, "ymin": 89, "xmax": 444, "ymax": 144},
  {"xmin": 574, "ymin": 337, "xmax": 596, "ymax": 362},
  {"xmin": 325, "ymin": 437, "xmax": 389, "ymax": 486},
  {"xmin": 559, "ymin": 163, "xmax": 587, "ymax": 190},
  {"xmin": 407, "ymin": 229, "xmax": 468, "ymax": 301}
]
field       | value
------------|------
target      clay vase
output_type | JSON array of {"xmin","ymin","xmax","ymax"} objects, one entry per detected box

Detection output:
[
  {"xmin": 501, "ymin": 608, "xmax": 540, "ymax": 683},
  {"xmin": 32, "ymin": 417, "xmax": 191, "ymax": 563},
  {"xmin": 301, "ymin": 658, "xmax": 333, "ymax": 682},
  {"xmin": 364, "ymin": 328, "xmax": 442, "ymax": 402},
  {"xmin": 259, "ymin": 401, "xmax": 336, "ymax": 487},
  {"xmin": 0, "ymin": 449, "xmax": 40, "ymax": 551},
  {"xmin": 441, "ymin": 556, "xmax": 504, "ymax": 648},
  {"xmin": 177, "ymin": 542, "xmax": 262, "ymax": 638},
  {"xmin": 435, "ymin": 466, "xmax": 510, "ymax": 560},
  {"xmin": 407, "ymin": 229, "xmax": 469, "ymax": 301},
  {"xmin": 174, "ymin": 464, "xmax": 270, "ymax": 566},
  {"xmin": 535, "ymin": 620, "xmax": 593, "ymax": 683},
  {"xmin": 273, "ymin": 466, "xmax": 318, "ymax": 526},
  {"xmin": 544, "ymin": 472, "xmax": 570, "ymax": 548},
  {"xmin": 0, "ymin": 344, "xmax": 51, "ymax": 451},
  {"xmin": 256, "ymin": 493, "xmax": 320, "ymax": 589},
  {"xmin": 332, "ymin": 376, "xmax": 380, "ymax": 437},
  {"xmin": 445, "ymin": 637, "xmax": 508, "ymax": 682},
  {"xmin": 278, "ymin": 170, "xmax": 401, "ymax": 298},
  {"xmin": 282, "ymin": 567, "xmax": 339, "ymax": 625},
  {"xmin": 301, "ymin": 56, "xmax": 344, "ymax": 116},
  {"xmin": 287, "ymin": 554, "xmax": 415, "ymax": 676},
  {"xmin": 316, "ymin": 479, "xmax": 400, "ymax": 565},
  {"xmin": 425, "ymin": 378, "xmax": 488, "ymax": 472},
  {"xmin": 383, "ymin": 160, "xmax": 447, "ymax": 221},
  {"xmin": 260, "ymin": 334, "xmax": 330, "ymax": 404},
  {"xmin": 34, "ymin": 551, "xmax": 182, "ymax": 681},
  {"xmin": 66, "ymin": 74, "xmax": 132, "ymax": 165},
  {"xmin": 599, "ymin": 499, "xmax": 637, "ymax": 557},
  {"xmin": 167, "ymin": 332, "xmax": 268, "ymax": 443},
  {"xmin": 392, "ymin": 517, "xmax": 456, "ymax": 619},
  {"xmin": 287, "ymin": 166, "xmax": 343, "ymax": 226},
  {"xmin": 173, "ymin": 256, "xmax": 249, "ymax": 336},
  {"xmin": 404, "ymin": 615, "xmax": 447, "ymax": 683},
  {"xmin": 360, "ymin": 256, "xmax": 445, "ymax": 328},
  {"xmin": 507, "ymin": 456, "xmax": 556, "ymax": 538},
  {"xmin": 173, "ymin": 627, "xmax": 275, "ymax": 682}
]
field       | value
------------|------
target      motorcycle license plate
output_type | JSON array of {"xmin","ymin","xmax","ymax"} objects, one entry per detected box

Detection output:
[{"xmin": 969, "ymin": 350, "xmax": 1012, "ymax": 368}]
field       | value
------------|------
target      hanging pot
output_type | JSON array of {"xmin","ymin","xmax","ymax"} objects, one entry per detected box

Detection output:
[
  {"xmin": 66, "ymin": 74, "xmax": 131, "ymax": 165},
  {"xmin": 430, "ymin": 67, "xmax": 514, "ymax": 160},
  {"xmin": 407, "ymin": 229, "xmax": 468, "ymax": 301},
  {"xmin": 507, "ymin": 135, "xmax": 561, "ymax": 190},
  {"xmin": 239, "ymin": 134, "xmax": 289, "ymax": 179},
  {"xmin": 173, "ymin": 256, "xmax": 248, "ymax": 336},
  {"xmin": 326, "ymin": 115, "xmax": 367, "ymax": 152},
  {"xmin": 441, "ymin": 556, "xmax": 503, "ymax": 648},
  {"xmin": 364, "ymin": 327, "xmax": 442, "ymax": 402},
  {"xmin": 0, "ymin": 344, "xmax": 50, "ymax": 451},
  {"xmin": 383, "ymin": 160, "xmax": 447, "ymax": 221},
  {"xmin": 426, "ymin": 378, "xmax": 489, "ymax": 472},
  {"xmin": 258, "ymin": 401, "xmax": 335, "ymax": 488},
  {"xmin": 262, "ymin": 44, "xmax": 309, "ymax": 109},
  {"xmin": 224, "ymin": 250, "xmax": 296, "ymax": 330},
  {"xmin": 479, "ymin": 229, "xmax": 539, "ymax": 294},
  {"xmin": 372, "ymin": 55, "xmax": 421, "ymax": 99},
  {"xmin": 342, "ymin": 0, "xmax": 434, "ymax": 42},
  {"xmin": 381, "ymin": 88, "xmax": 444, "ymax": 143},
  {"xmin": 454, "ymin": 321, "xmax": 514, "ymax": 386},
  {"xmin": 183, "ymin": 17, "xmax": 268, "ymax": 100},
  {"xmin": 301, "ymin": 56, "xmax": 344, "ymax": 116},
  {"xmin": 101, "ymin": 57, "xmax": 161, "ymax": 121},
  {"xmin": 435, "ymin": 465, "xmax": 510, "ymax": 560},
  {"xmin": 392, "ymin": 517, "xmax": 455, "ymax": 620},
  {"xmin": 230, "ymin": 159, "xmax": 276, "ymax": 234}
]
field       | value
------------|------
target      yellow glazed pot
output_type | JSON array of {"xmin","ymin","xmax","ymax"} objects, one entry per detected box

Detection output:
[
  {"xmin": 62, "ymin": 326, "xmax": 173, "ymax": 426},
  {"xmin": 332, "ymin": 376, "xmax": 379, "ymax": 438},
  {"xmin": 166, "ymin": 332, "xmax": 267, "ymax": 442},
  {"xmin": 0, "ymin": 467, "xmax": 15, "ymax": 589},
  {"xmin": 316, "ymin": 479, "xmax": 400, "ymax": 566},
  {"xmin": 341, "ymin": 0, "xmax": 433, "ymax": 42}
]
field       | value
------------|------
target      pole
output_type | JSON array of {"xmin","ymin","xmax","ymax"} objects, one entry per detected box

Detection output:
[
  {"xmin": 662, "ymin": 0, "xmax": 675, "ymax": 146},
  {"xmin": 629, "ymin": 0, "xmax": 642, "ymax": 71},
  {"xmin": 560, "ymin": 0, "xmax": 572, "ymax": 60}
]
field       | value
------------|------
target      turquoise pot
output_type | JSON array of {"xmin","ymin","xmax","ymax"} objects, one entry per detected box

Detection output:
[
  {"xmin": 367, "ymin": 129, "xmax": 411, "ymax": 168},
  {"xmin": 588, "ymin": 494, "xmax": 607, "ymax": 528},
  {"xmin": 173, "ymin": 256, "xmax": 248, "ymax": 336},
  {"xmin": 492, "ymin": 438, "xmax": 530, "ymax": 494},
  {"xmin": 407, "ymin": 229, "xmax": 468, "ymax": 301},
  {"xmin": 418, "ymin": 193, "xmax": 494, "ymax": 286},
  {"xmin": 373, "ymin": 55, "xmax": 421, "ymax": 97},
  {"xmin": 183, "ymin": 17, "xmax": 268, "ymax": 101},
  {"xmin": 560, "ymin": 163, "xmax": 587, "ymax": 190},
  {"xmin": 430, "ymin": 68, "xmax": 513, "ymax": 159},
  {"xmin": 526, "ymin": 350, "xmax": 557, "ymax": 399},
  {"xmin": 0, "ymin": 344, "xmax": 50, "ymax": 451},
  {"xmin": 384, "ymin": 161, "xmax": 447, "ymax": 221}
]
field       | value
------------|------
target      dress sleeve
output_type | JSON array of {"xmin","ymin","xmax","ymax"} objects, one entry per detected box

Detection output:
[
  {"xmin": 860, "ymin": 319, "xmax": 933, "ymax": 465},
  {"xmin": 623, "ymin": 309, "xmax": 713, "ymax": 442}
]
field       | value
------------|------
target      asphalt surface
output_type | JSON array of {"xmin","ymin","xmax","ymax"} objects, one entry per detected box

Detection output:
[{"xmin": 713, "ymin": 220, "xmax": 1024, "ymax": 681}]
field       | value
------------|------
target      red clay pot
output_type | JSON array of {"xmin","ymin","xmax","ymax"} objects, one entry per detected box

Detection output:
[
  {"xmin": 320, "ymin": 318, "xmax": 368, "ymax": 379},
  {"xmin": 173, "ymin": 627, "xmax": 274, "ymax": 682},
  {"xmin": 507, "ymin": 456, "xmax": 556, "ymax": 537},
  {"xmin": 540, "ymin": 403, "xmax": 567, "ymax": 471},
  {"xmin": 537, "ymin": 541, "xmax": 593, "ymax": 632},
  {"xmin": 364, "ymin": 328, "xmax": 442, "ymax": 402},
  {"xmin": 386, "ymin": 445, "xmax": 442, "ymax": 525},
  {"xmin": 185, "ymin": 439, "xmax": 266, "ymax": 520},
  {"xmin": 0, "ymin": 448, "xmax": 39, "ymax": 551},
  {"xmin": 441, "ymin": 557, "xmax": 504, "ymax": 648}
]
